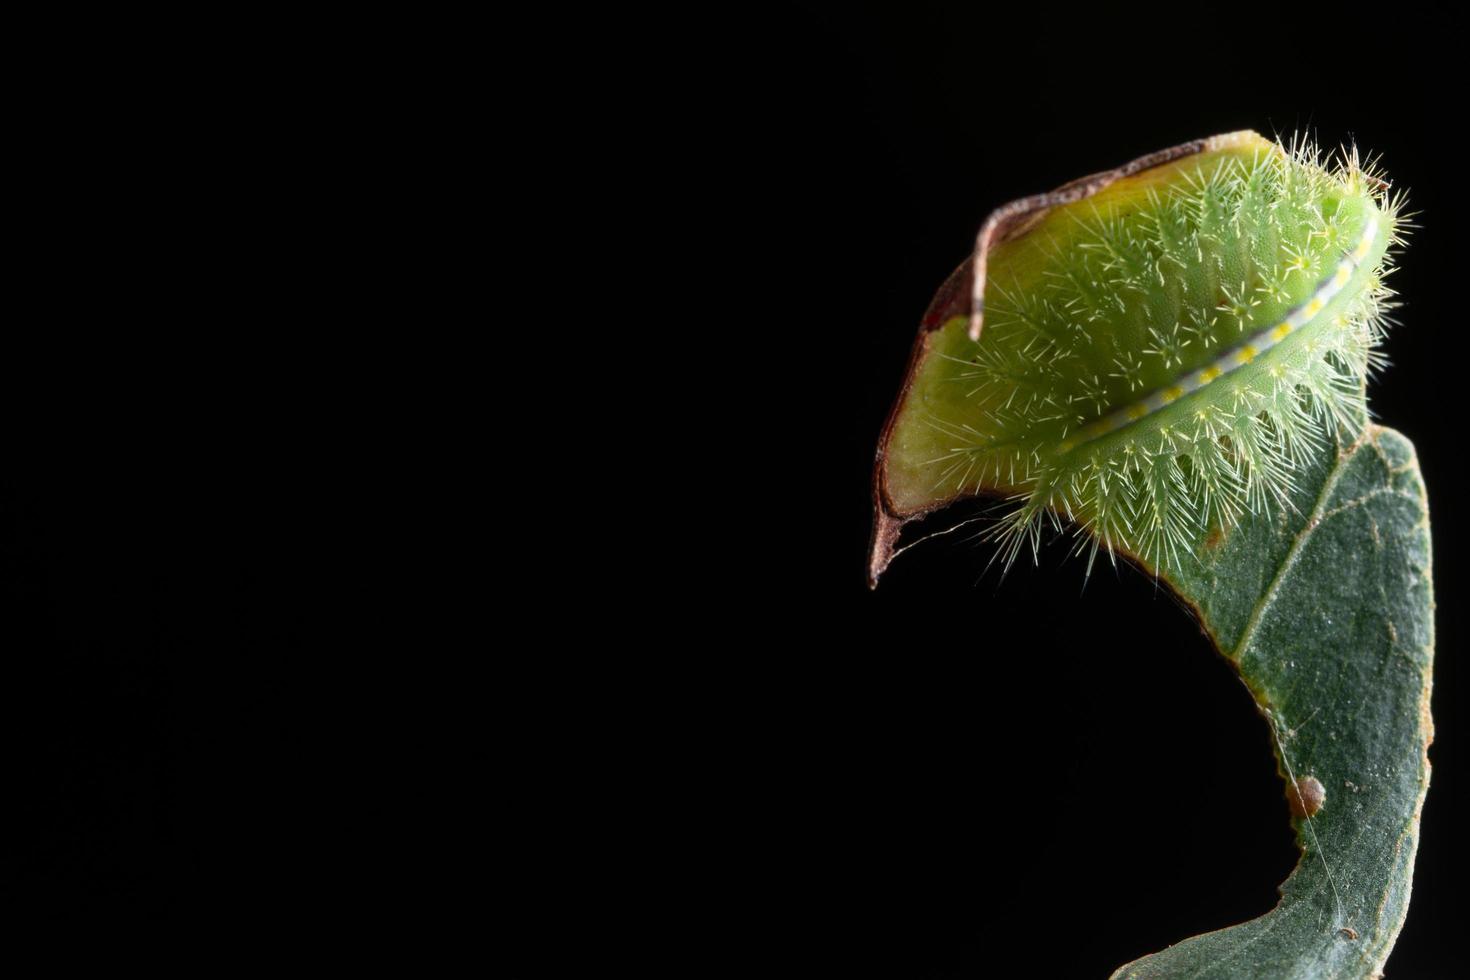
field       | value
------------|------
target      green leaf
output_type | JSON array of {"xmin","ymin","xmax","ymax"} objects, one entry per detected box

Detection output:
[{"xmin": 1107, "ymin": 421, "xmax": 1433, "ymax": 978}]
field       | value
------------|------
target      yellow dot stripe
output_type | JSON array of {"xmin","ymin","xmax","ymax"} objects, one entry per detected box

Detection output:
[{"xmin": 1059, "ymin": 214, "xmax": 1380, "ymax": 452}]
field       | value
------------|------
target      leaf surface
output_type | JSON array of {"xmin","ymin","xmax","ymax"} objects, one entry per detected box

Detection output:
[{"xmin": 1107, "ymin": 422, "xmax": 1433, "ymax": 978}]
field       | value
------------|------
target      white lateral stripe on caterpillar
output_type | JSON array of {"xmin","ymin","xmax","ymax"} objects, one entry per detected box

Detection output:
[{"xmin": 1058, "ymin": 215, "xmax": 1380, "ymax": 453}]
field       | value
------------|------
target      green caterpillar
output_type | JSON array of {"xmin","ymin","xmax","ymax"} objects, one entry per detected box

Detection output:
[{"xmin": 870, "ymin": 131, "xmax": 1407, "ymax": 583}]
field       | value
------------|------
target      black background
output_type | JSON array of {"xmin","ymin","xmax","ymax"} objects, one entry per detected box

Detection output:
[
  {"xmin": 726, "ymin": 6, "xmax": 1464, "ymax": 977},
  {"xmin": 3, "ymin": 6, "xmax": 1463, "ymax": 974},
  {"xmin": 0, "ymin": 72, "xmax": 333, "ymax": 935}
]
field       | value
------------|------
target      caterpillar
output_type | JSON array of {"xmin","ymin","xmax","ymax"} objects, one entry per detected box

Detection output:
[{"xmin": 869, "ymin": 131, "xmax": 1407, "ymax": 584}]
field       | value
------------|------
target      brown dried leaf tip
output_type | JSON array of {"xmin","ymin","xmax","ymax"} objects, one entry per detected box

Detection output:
[{"xmin": 1288, "ymin": 775, "xmax": 1327, "ymax": 818}]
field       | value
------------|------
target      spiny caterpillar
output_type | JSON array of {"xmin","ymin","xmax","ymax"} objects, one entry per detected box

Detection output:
[{"xmin": 869, "ymin": 131, "xmax": 1407, "ymax": 584}]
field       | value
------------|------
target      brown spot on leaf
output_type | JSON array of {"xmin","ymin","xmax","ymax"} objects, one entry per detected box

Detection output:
[{"xmin": 1288, "ymin": 775, "xmax": 1326, "ymax": 818}]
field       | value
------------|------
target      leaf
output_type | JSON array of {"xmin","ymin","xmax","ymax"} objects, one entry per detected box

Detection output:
[
  {"xmin": 868, "ymin": 134, "xmax": 1434, "ymax": 976},
  {"xmin": 1106, "ymin": 421, "xmax": 1433, "ymax": 978}
]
